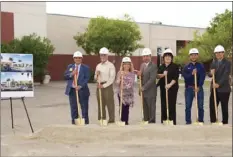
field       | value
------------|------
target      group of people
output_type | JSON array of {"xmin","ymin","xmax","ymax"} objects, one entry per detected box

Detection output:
[{"xmin": 64, "ymin": 45, "xmax": 231, "ymax": 126}]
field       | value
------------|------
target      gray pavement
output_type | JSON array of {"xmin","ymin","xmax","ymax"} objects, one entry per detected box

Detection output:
[{"xmin": 1, "ymin": 81, "xmax": 232, "ymax": 156}]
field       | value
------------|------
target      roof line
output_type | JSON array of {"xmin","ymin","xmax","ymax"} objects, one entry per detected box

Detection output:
[{"xmin": 47, "ymin": 13, "xmax": 206, "ymax": 30}]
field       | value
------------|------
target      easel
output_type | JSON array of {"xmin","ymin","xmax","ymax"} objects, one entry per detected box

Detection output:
[{"xmin": 1, "ymin": 97, "xmax": 34, "ymax": 133}]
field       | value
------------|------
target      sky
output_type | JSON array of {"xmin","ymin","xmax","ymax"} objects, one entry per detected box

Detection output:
[
  {"xmin": 1, "ymin": 72, "xmax": 32, "ymax": 82},
  {"xmin": 1, "ymin": 54, "xmax": 33, "ymax": 64},
  {"xmin": 46, "ymin": 2, "xmax": 232, "ymax": 28}
]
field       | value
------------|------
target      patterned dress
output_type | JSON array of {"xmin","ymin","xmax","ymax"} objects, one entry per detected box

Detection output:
[{"xmin": 116, "ymin": 71, "xmax": 135, "ymax": 107}]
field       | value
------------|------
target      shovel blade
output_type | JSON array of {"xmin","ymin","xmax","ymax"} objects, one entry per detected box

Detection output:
[
  {"xmin": 212, "ymin": 122, "xmax": 223, "ymax": 126},
  {"xmin": 99, "ymin": 119, "xmax": 108, "ymax": 126},
  {"xmin": 163, "ymin": 120, "xmax": 173, "ymax": 125},
  {"xmin": 116, "ymin": 121, "xmax": 125, "ymax": 126},
  {"xmin": 140, "ymin": 121, "xmax": 149, "ymax": 125},
  {"xmin": 192, "ymin": 122, "xmax": 204, "ymax": 126},
  {"xmin": 75, "ymin": 118, "xmax": 85, "ymax": 126}
]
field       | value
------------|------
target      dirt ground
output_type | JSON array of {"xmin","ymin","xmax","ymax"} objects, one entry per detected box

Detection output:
[{"xmin": 1, "ymin": 82, "xmax": 232, "ymax": 156}]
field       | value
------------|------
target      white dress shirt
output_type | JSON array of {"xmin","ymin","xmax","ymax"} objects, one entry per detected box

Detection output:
[{"xmin": 94, "ymin": 60, "xmax": 116, "ymax": 88}]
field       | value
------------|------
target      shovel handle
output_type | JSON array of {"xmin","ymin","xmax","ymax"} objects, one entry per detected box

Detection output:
[
  {"xmin": 194, "ymin": 73, "xmax": 199, "ymax": 122},
  {"xmin": 119, "ymin": 72, "xmax": 124, "ymax": 121},
  {"xmin": 74, "ymin": 73, "xmax": 83, "ymax": 119},
  {"xmin": 139, "ymin": 75, "xmax": 144, "ymax": 121},
  {"xmin": 97, "ymin": 74, "xmax": 103, "ymax": 121},
  {"xmin": 165, "ymin": 74, "xmax": 169, "ymax": 121},
  {"xmin": 212, "ymin": 72, "xmax": 219, "ymax": 122}
]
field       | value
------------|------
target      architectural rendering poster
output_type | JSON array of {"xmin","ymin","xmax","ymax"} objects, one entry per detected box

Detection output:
[{"xmin": 1, "ymin": 53, "xmax": 34, "ymax": 98}]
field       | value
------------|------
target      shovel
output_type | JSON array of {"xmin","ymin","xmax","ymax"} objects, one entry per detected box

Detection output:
[
  {"xmin": 98, "ymin": 75, "xmax": 108, "ymax": 126},
  {"xmin": 73, "ymin": 72, "xmax": 85, "ymax": 126},
  {"xmin": 212, "ymin": 72, "xmax": 223, "ymax": 126},
  {"xmin": 192, "ymin": 73, "xmax": 203, "ymax": 126},
  {"xmin": 139, "ymin": 75, "xmax": 149, "ymax": 125},
  {"xmin": 116, "ymin": 72, "xmax": 126, "ymax": 126},
  {"xmin": 163, "ymin": 74, "xmax": 173, "ymax": 125}
]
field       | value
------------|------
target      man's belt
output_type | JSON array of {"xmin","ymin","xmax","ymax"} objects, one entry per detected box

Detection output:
[
  {"xmin": 187, "ymin": 85, "xmax": 195, "ymax": 88},
  {"xmin": 100, "ymin": 81, "xmax": 106, "ymax": 85}
]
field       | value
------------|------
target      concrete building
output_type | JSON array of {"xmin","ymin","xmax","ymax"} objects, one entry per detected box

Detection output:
[
  {"xmin": 47, "ymin": 13, "xmax": 206, "ymax": 57},
  {"xmin": 1, "ymin": 2, "xmax": 206, "ymax": 81},
  {"xmin": 1, "ymin": 2, "xmax": 47, "ymax": 43},
  {"xmin": 47, "ymin": 13, "xmax": 205, "ymax": 80}
]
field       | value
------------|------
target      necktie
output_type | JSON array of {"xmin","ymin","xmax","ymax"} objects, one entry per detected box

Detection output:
[{"xmin": 73, "ymin": 65, "xmax": 79, "ymax": 87}]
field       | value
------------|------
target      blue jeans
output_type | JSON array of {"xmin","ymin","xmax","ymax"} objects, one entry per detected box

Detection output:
[{"xmin": 185, "ymin": 87, "xmax": 204, "ymax": 124}]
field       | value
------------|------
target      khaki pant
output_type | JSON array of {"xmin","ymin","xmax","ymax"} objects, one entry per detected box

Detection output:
[{"xmin": 96, "ymin": 84, "xmax": 115, "ymax": 122}]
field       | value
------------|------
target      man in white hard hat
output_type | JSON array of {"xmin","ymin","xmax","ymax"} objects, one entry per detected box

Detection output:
[
  {"xmin": 64, "ymin": 51, "xmax": 91, "ymax": 125},
  {"xmin": 136, "ymin": 48, "xmax": 157, "ymax": 123},
  {"xmin": 208, "ymin": 45, "xmax": 231, "ymax": 125},
  {"xmin": 182, "ymin": 48, "xmax": 206, "ymax": 124},
  {"xmin": 94, "ymin": 47, "xmax": 116, "ymax": 124}
]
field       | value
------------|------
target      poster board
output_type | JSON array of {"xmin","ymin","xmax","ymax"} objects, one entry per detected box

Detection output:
[{"xmin": 1, "ymin": 53, "xmax": 34, "ymax": 98}]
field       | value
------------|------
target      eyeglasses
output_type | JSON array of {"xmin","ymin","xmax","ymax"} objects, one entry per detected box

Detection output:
[{"xmin": 74, "ymin": 57, "xmax": 82, "ymax": 59}]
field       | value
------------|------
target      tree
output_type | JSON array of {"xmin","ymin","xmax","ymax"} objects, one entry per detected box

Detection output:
[
  {"xmin": 174, "ymin": 9, "xmax": 232, "ymax": 65},
  {"xmin": 74, "ymin": 14, "xmax": 143, "ymax": 56},
  {"xmin": 1, "ymin": 33, "xmax": 55, "ymax": 82}
]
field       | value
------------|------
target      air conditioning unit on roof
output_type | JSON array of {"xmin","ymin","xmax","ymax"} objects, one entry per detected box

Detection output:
[{"xmin": 152, "ymin": 21, "xmax": 162, "ymax": 24}]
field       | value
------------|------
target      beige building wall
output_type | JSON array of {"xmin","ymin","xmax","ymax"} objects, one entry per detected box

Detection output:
[
  {"xmin": 47, "ymin": 14, "xmax": 206, "ymax": 56},
  {"xmin": 1, "ymin": 2, "xmax": 47, "ymax": 38}
]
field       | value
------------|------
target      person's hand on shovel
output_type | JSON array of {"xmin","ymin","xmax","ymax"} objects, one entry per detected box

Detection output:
[
  {"xmin": 75, "ymin": 85, "xmax": 82, "ymax": 90},
  {"xmin": 210, "ymin": 69, "xmax": 215, "ymax": 75},
  {"xmin": 192, "ymin": 68, "xmax": 197, "ymax": 75},
  {"xmin": 194, "ymin": 87, "xmax": 199, "ymax": 93},
  {"xmin": 210, "ymin": 69, "xmax": 220, "ymax": 88},
  {"xmin": 165, "ymin": 83, "xmax": 172, "ymax": 89},
  {"xmin": 97, "ymin": 83, "xmax": 103, "ymax": 89},
  {"xmin": 96, "ymin": 71, "xmax": 103, "ymax": 88}
]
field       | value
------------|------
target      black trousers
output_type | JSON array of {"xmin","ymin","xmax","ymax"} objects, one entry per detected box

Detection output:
[
  {"xmin": 117, "ymin": 94, "xmax": 130, "ymax": 125},
  {"xmin": 160, "ymin": 86, "xmax": 178, "ymax": 125},
  {"xmin": 209, "ymin": 89, "xmax": 230, "ymax": 124}
]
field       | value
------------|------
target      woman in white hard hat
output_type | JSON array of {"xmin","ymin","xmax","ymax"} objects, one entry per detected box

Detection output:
[
  {"xmin": 115, "ymin": 57, "xmax": 135, "ymax": 125},
  {"xmin": 157, "ymin": 48, "xmax": 179, "ymax": 125},
  {"xmin": 208, "ymin": 45, "xmax": 231, "ymax": 125}
]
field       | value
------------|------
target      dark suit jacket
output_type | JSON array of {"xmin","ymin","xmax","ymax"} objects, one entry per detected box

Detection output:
[
  {"xmin": 64, "ymin": 63, "xmax": 90, "ymax": 97},
  {"xmin": 140, "ymin": 61, "xmax": 157, "ymax": 98},
  {"xmin": 208, "ymin": 58, "xmax": 231, "ymax": 93},
  {"xmin": 157, "ymin": 62, "xmax": 179, "ymax": 89}
]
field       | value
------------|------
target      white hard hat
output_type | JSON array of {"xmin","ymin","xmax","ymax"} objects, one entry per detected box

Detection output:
[
  {"xmin": 142, "ymin": 48, "xmax": 152, "ymax": 56},
  {"xmin": 162, "ymin": 48, "xmax": 173, "ymax": 56},
  {"xmin": 73, "ymin": 51, "xmax": 83, "ymax": 58},
  {"xmin": 99, "ymin": 47, "xmax": 109, "ymax": 54},
  {"xmin": 214, "ymin": 45, "xmax": 225, "ymax": 53},
  {"xmin": 122, "ymin": 57, "xmax": 131, "ymax": 63},
  {"xmin": 189, "ymin": 48, "xmax": 199, "ymax": 54}
]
